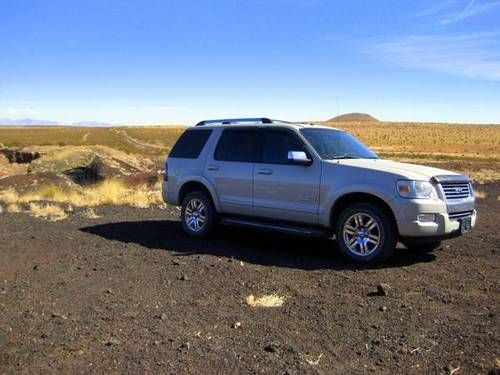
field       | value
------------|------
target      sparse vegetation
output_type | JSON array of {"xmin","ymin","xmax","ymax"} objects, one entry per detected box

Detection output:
[
  {"xmin": 0, "ymin": 126, "xmax": 180, "ymax": 155},
  {"xmin": 0, "ymin": 189, "xmax": 20, "ymax": 204},
  {"xmin": 80, "ymin": 207, "xmax": 100, "ymax": 219},
  {"xmin": 28, "ymin": 203, "xmax": 68, "ymax": 221},
  {"xmin": 7, "ymin": 203, "xmax": 21, "ymax": 213},
  {"xmin": 0, "ymin": 122, "xmax": 498, "ymax": 218},
  {"xmin": 246, "ymin": 294, "xmax": 286, "ymax": 307},
  {"xmin": 328, "ymin": 121, "xmax": 500, "ymax": 158},
  {"xmin": 0, "ymin": 179, "xmax": 163, "ymax": 209},
  {"xmin": 474, "ymin": 190, "xmax": 487, "ymax": 199}
]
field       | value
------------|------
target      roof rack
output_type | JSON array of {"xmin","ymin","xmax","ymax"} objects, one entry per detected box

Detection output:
[{"xmin": 195, "ymin": 117, "xmax": 273, "ymax": 126}]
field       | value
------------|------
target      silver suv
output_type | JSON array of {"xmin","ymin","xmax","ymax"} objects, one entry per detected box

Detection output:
[{"xmin": 162, "ymin": 118, "xmax": 476, "ymax": 263}]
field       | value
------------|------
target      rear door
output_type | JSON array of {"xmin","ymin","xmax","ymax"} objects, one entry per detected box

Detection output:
[
  {"xmin": 204, "ymin": 128, "xmax": 258, "ymax": 216},
  {"xmin": 252, "ymin": 128, "xmax": 321, "ymax": 224}
]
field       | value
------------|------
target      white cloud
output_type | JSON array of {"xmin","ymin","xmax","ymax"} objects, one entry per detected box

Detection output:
[
  {"xmin": 415, "ymin": 0, "xmax": 458, "ymax": 17},
  {"xmin": 0, "ymin": 107, "xmax": 37, "ymax": 117},
  {"xmin": 440, "ymin": 0, "xmax": 500, "ymax": 24},
  {"xmin": 368, "ymin": 33, "xmax": 500, "ymax": 81},
  {"xmin": 129, "ymin": 105, "xmax": 190, "ymax": 112}
]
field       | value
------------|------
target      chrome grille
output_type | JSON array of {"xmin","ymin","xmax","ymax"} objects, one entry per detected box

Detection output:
[
  {"xmin": 448, "ymin": 210, "xmax": 473, "ymax": 220},
  {"xmin": 441, "ymin": 183, "xmax": 471, "ymax": 200}
]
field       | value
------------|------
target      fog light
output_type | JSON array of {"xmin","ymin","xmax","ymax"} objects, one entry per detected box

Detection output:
[{"xmin": 418, "ymin": 213, "xmax": 436, "ymax": 222}]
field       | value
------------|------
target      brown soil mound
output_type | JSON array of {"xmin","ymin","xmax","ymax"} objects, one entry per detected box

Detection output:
[
  {"xmin": 328, "ymin": 113, "xmax": 378, "ymax": 122},
  {"xmin": 27, "ymin": 146, "xmax": 155, "ymax": 185}
]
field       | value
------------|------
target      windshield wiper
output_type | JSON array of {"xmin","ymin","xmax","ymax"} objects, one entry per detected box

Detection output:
[{"xmin": 331, "ymin": 154, "xmax": 361, "ymax": 159}]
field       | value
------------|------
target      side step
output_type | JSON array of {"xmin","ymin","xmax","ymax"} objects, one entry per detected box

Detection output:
[{"xmin": 220, "ymin": 217, "xmax": 331, "ymax": 238}]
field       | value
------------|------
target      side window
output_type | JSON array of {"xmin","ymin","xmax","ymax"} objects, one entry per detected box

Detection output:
[
  {"xmin": 262, "ymin": 129, "xmax": 307, "ymax": 164},
  {"xmin": 169, "ymin": 129, "xmax": 212, "ymax": 159},
  {"xmin": 214, "ymin": 129, "xmax": 259, "ymax": 162}
]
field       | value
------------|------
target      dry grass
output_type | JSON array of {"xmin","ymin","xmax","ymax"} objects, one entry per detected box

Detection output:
[
  {"xmin": 0, "ymin": 189, "xmax": 20, "ymax": 204},
  {"xmin": 329, "ymin": 121, "xmax": 500, "ymax": 157},
  {"xmin": 80, "ymin": 207, "xmax": 100, "ymax": 219},
  {"xmin": 474, "ymin": 190, "xmax": 487, "ymax": 199},
  {"xmin": 462, "ymin": 169, "xmax": 500, "ymax": 184},
  {"xmin": 7, "ymin": 203, "xmax": 21, "ymax": 213},
  {"xmin": 246, "ymin": 294, "xmax": 286, "ymax": 307},
  {"xmin": 28, "ymin": 203, "xmax": 68, "ymax": 221},
  {"xmin": 0, "ymin": 126, "xmax": 177, "ymax": 155},
  {"xmin": 304, "ymin": 353, "xmax": 324, "ymax": 366},
  {"xmin": 1, "ymin": 179, "xmax": 163, "ymax": 208}
]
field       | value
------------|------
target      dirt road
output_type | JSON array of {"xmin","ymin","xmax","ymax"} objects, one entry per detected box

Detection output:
[{"xmin": 0, "ymin": 183, "xmax": 498, "ymax": 374}]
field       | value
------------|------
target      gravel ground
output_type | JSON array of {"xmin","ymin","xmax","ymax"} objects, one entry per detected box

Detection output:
[{"xmin": 0, "ymin": 183, "xmax": 498, "ymax": 374}]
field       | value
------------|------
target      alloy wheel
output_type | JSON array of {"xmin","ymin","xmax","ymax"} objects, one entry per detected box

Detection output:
[
  {"xmin": 184, "ymin": 198, "xmax": 206, "ymax": 232},
  {"xmin": 342, "ymin": 212, "xmax": 381, "ymax": 256}
]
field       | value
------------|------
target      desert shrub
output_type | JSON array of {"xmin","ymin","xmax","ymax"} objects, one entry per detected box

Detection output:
[
  {"xmin": 28, "ymin": 203, "xmax": 68, "ymax": 221},
  {"xmin": 0, "ymin": 189, "xmax": 20, "ymax": 204}
]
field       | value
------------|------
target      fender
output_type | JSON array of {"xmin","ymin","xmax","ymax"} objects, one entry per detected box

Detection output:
[
  {"xmin": 176, "ymin": 175, "xmax": 221, "ymax": 212},
  {"xmin": 318, "ymin": 184, "xmax": 402, "ymax": 227}
]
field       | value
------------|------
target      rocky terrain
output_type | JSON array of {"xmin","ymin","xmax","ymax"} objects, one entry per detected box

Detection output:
[{"xmin": 0, "ymin": 183, "xmax": 498, "ymax": 374}]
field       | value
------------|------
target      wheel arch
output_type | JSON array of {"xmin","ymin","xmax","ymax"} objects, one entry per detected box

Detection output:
[
  {"xmin": 178, "ymin": 179, "xmax": 220, "ymax": 211},
  {"xmin": 330, "ymin": 192, "xmax": 398, "ymax": 235}
]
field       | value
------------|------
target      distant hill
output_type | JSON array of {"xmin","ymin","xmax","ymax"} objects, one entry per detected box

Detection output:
[
  {"xmin": 72, "ymin": 121, "xmax": 113, "ymax": 127},
  {"xmin": 0, "ymin": 118, "xmax": 115, "ymax": 126},
  {"xmin": 0, "ymin": 118, "xmax": 60, "ymax": 126},
  {"xmin": 328, "ymin": 113, "xmax": 378, "ymax": 122}
]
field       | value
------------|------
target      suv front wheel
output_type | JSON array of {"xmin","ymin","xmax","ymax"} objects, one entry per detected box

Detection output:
[
  {"xmin": 335, "ymin": 203, "xmax": 397, "ymax": 263},
  {"xmin": 181, "ymin": 191, "xmax": 217, "ymax": 238}
]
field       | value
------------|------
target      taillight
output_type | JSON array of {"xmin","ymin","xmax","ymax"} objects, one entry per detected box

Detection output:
[{"xmin": 164, "ymin": 161, "xmax": 168, "ymax": 181}]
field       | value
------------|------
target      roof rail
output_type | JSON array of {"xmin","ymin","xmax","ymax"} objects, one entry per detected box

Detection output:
[{"xmin": 195, "ymin": 117, "xmax": 273, "ymax": 126}]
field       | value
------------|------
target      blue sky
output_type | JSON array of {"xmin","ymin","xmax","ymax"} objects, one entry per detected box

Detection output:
[{"xmin": 1, "ymin": 0, "xmax": 499, "ymax": 124}]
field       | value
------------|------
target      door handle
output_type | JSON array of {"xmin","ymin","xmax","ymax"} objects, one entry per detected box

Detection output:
[
  {"xmin": 207, "ymin": 165, "xmax": 220, "ymax": 171},
  {"xmin": 257, "ymin": 168, "xmax": 273, "ymax": 175}
]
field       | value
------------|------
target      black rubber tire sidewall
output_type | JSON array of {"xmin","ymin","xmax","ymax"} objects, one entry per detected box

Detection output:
[
  {"xmin": 335, "ymin": 203, "xmax": 396, "ymax": 263},
  {"xmin": 180, "ymin": 191, "xmax": 216, "ymax": 239}
]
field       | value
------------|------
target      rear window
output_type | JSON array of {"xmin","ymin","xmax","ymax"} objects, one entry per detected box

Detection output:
[
  {"xmin": 169, "ymin": 129, "xmax": 212, "ymax": 159},
  {"xmin": 214, "ymin": 128, "xmax": 259, "ymax": 162}
]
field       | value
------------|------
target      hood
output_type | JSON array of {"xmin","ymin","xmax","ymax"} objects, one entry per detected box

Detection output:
[{"xmin": 327, "ymin": 159, "xmax": 461, "ymax": 181}]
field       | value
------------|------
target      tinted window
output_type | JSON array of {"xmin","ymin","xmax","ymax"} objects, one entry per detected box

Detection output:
[
  {"xmin": 300, "ymin": 128, "xmax": 378, "ymax": 160},
  {"xmin": 262, "ymin": 129, "xmax": 307, "ymax": 164},
  {"xmin": 214, "ymin": 129, "xmax": 259, "ymax": 162},
  {"xmin": 169, "ymin": 129, "xmax": 212, "ymax": 159}
]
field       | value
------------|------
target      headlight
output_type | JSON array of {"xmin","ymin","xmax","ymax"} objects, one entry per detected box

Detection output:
[{"xmin": 397, "ymin": 180, "xmax": 439, "ymax": 199}]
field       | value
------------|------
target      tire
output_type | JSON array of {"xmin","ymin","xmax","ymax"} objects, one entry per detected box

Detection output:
[
  {"xmin": 335, "ymin": 203, "xmax": 397, "ymax": 263},
  {"xmin": 180, "ymin": 191, "xmax": 217, "ymax": 238},
  {"xmin": 403, "ymin": 241, "xmax": 442, "ymax": 253}
]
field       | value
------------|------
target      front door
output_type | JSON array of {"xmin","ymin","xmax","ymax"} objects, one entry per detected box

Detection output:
[{"xmin": 252, "ymin": 128, "xmax": 321, "ymax": 224}]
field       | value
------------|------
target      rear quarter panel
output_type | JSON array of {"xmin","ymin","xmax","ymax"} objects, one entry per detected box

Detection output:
[{"xmin": 164, "ymin": 128, "xmax": 221, "ymax": 209}]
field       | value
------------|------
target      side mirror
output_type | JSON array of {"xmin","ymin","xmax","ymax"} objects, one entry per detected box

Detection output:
[{"xmin": 288, "ymin": 151, "xmax": 312, "ymax": 166}]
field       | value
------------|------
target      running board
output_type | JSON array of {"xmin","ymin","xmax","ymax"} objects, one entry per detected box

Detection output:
[{"xmin": 220, "ymin": 217, "xmax": 331, "ymax": 238}]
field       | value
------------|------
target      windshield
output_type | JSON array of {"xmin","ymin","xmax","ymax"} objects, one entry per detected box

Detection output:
[{"xmin": 300, "ymin": 128, "xmax": 378, "ymax": 160}]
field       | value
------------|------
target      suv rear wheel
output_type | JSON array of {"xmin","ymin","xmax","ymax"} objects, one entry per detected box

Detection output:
[
  {"xmin": 335, "ymin": 203, "xmax": 396, "ymax": 263},
  {"xmin": 181, "ymin": 191, "xmax": 217, "ymax": 238}
]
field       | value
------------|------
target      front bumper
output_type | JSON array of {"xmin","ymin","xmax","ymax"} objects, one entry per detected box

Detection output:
[
  {"xmin": 398, "ymin": 209, "xmax": 477, "ymax": 239},
  {"xmin": 395, "ymin": 194, "xmax": 476, "ymax": 238}
]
